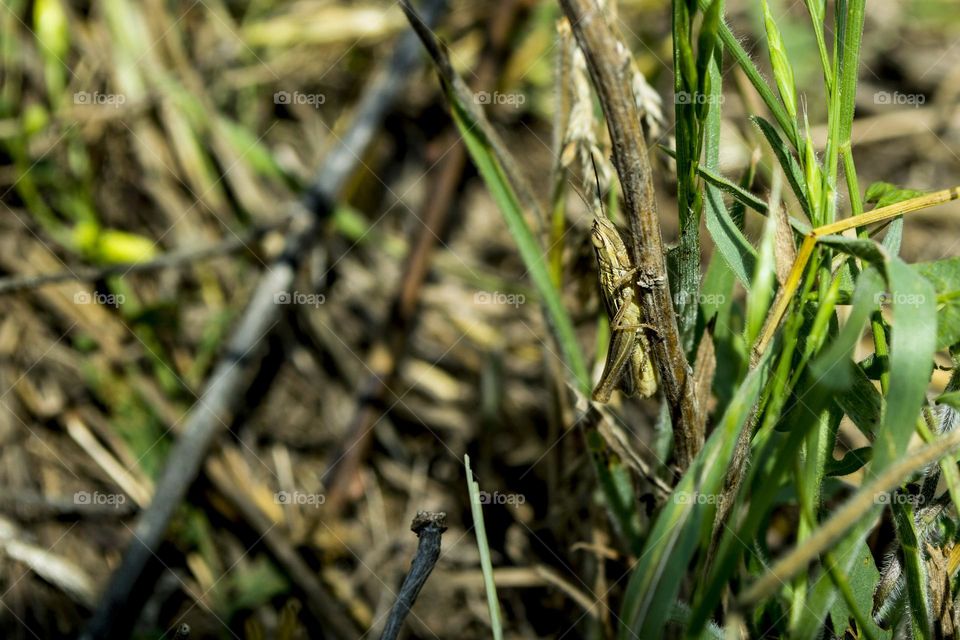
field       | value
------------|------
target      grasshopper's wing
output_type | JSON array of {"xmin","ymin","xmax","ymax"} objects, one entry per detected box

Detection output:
[{"xmin": 592, "ymin": 328, "xmax": 637, "ymax": 402}]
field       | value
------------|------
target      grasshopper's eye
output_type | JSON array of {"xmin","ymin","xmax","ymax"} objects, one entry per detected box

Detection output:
[{"xmin": 591, "ymin": 230, "xmax": 606, "ymax": 249}]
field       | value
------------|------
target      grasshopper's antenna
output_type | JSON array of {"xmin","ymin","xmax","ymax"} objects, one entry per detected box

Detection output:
[{"xmin": 590, "ymin": 154, "xmax": 606, "ymax": 217}]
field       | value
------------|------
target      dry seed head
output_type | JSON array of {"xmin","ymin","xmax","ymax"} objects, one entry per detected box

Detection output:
[
  {"xmin": 561, "ymin": 33, "xmax": 612, "ymax": 210},
  {"xmin": 629, "ymin": 62, "xmax": 666, "ymax": 140}
]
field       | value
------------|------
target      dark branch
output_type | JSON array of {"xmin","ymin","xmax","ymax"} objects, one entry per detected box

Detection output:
[{"xmin": 380, "ymin": 512, "xmax": 447, "ymax": 640}]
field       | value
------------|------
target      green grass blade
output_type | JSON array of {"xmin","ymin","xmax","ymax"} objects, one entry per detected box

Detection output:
[
  {"xmin": 465, "ymin": 455, "xmax": 504, "ymax": 640},
  {"xmin": 745, "ymin": 198, "xmax": 778, "ymax": 349},
  {"xmin": 803, "ymin": 0, "xmax": 832, "ymax": 93},
  {"xmin": 836, "ymin": 0, "xmax": 866, "ymax": 149},
  {"xmin": 398, "ymin": 2, "xmax": 588, "ymax": 391},
  {"xmin": 439, "ymin": 72, "xmax": 589, "ymax": 393},
  {"xmin": 740, "ymin": 429, "xmax": 960, "ymax": 609},
  {"xmin": 692, "ymin": 268, "xmax": 883, "ymax": 635},
  {"xmin": 801, "ymin": 526, "xmax": 884, "ymax": 640},
  {"xmin": 701, "ymin": 54, "xmax": 757, "ymax": 290},
  {"xmin": 808, "ymin": 267, "xmax": 884, "ymax": 388},
  {"xmin": 871, "ymin": 258, "xmax": 936, "ymax": 474},
  {"xmin": 619, "ymin": 354, "xmax": 770, "ymax": 638},
  {"xmin": 761, "ymin": 0, "xmax": 798, "ymax": 123}
]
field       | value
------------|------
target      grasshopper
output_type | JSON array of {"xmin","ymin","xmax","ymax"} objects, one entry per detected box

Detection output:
[{"xmin": 590, "ymin": 215, "xmax": 658, "ymax": 402}]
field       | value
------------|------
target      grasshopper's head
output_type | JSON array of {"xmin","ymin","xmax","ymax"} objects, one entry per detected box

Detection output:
[{"xmin": 591, "ymin": 216, "xmax": 630, "ymax": 267}]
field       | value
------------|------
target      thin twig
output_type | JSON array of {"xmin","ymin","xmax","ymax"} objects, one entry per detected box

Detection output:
[
  {"xmin": 79, "ymin": 4, "xmax": 446, "ymax": 637},
  {"xmin": 380, "ymin": 512, "xmax": 447, "ymax": 640},
  {"xmin": 558, "ymin": 0, "xmax": 702, "ymax": 469}
]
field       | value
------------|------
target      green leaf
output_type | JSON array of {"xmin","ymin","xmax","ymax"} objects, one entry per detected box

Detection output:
[
  {"xmin": 865, "ymin": 182, "xmax": 927, "ymax": 209},
  {"xmin": 833, "ymin": 363, "xmax": 882, "ymax": 437},
  {"xmin": 817, "ymin": 234, "xmax": 888, "ymax": 265},
  {"xmin": 803, "ymin": 0, "xmax": 832, "ymax": 99},
  {"xmin": 692, "ymin": 370, "xmax": 831, "ymax": 636},
  {"xmin": 808, "ymin": 533, "xmax": 886, "ymax": 640},
  {"xmin": 701, "ymin": 252, "xmax": 745, "ymax": 412},
  {"xmin": 705, "ymin": 1, "xmax": 798, "ymax": 147},
  {"xmin": 695, "ymin": 159, "xmax": 770, "ymax": 217},
  {"xmin": 745, "ymin": 430, "xmax": 960, "ymax": 619},
  {"xmin": 861, "ymin": 182, "xmax": 925, "ymax": 257},
  {"xmin": 803, "ymin": 126, "xmax": 823, "ymax": 224},
  {"xmin": 936, "ymin": 390, "xmax": 960, "ymax": 410},
  {"xmin": 871, "ymin": 258, "xmax": 936, "ymax": 474},
  {"xmin": 914, "ymin": 257, "xmax": 960, "ymax": 350},
  {"xmin": 836, "ymin": 0, "xmax": 867, "ymax": 148},
  {"xmin": 700, "ymin": 54, "xmax": 757, "ymax": 290},
  {"xmin": 695, "ymin": 0, "xmax": 722, "ymax": 98}
]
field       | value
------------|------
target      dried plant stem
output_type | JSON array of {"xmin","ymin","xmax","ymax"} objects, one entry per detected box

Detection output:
[
  {"xmin": 380, "ymin": 512, "xmax": 447, "ymax": 640},
  {"xmin": 558, "ymin": 0, "xmax": 702, "ymax": 469}
]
